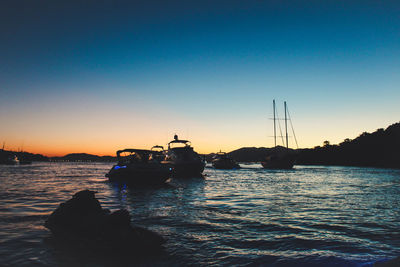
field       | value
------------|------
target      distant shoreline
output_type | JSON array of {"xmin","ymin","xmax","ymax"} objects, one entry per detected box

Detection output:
[{"xmin": 2, "ymin": 122, "xmax": 399, "ymax": 169}]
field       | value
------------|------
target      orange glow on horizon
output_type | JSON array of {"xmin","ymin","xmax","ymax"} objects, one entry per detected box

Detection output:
[{"xmin": 2, "ymin": 98, "xmax": 397, "ymax": 158}]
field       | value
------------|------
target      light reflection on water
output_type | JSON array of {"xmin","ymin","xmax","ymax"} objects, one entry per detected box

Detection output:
[{"xmin": 0, "ymin": 162, "xmax": 400, "ymax": 266}]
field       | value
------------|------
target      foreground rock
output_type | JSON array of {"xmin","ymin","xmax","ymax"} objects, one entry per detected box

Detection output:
[{"xmin": 45, "ymin": 190, "xmax": 165, "ymax": 255}]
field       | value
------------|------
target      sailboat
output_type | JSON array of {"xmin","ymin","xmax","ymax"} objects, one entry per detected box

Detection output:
[{"xmin": 261, "ymin": 100, "xmax": 297, "ymax": 169}]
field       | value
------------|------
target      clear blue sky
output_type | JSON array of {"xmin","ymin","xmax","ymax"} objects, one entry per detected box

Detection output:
[{"xmin": 1, "ymin": 0, "xmax": 399, "ymax": 155}]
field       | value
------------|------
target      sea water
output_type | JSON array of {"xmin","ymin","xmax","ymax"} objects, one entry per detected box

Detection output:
[{"xmin": 0, "ymin": 163, "xmax": 399, "ymax": 266}]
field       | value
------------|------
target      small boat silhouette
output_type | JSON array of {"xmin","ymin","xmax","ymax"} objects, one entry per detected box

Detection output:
[{"xmin": 212, "ymin": 151, "xmax": 240, "ymax": 169}]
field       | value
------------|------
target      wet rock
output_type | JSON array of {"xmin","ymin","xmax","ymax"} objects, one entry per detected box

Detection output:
[{"xmin": 45, "ymin": 190, "xmax": 165, "ymax": 255}]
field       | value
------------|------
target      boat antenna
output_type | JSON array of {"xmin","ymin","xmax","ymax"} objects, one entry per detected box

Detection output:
[
  {"xmin": 273, "ymin": 99, "xmax": 276, "ymax": 147},
  {"xmin": 284, "ymin": 101, "xmax": 288, "ymax": 148},
  {"xmin": 2, "ymin": 142, "xmax": 4, "ymax": 150},
  {"xmin": 286, "ymin": 105, "xmax": 299, "ymax": 149}
]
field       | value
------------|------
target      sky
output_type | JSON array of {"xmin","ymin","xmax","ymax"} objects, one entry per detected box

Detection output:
[{"xmin": 1, "ymin": 0, "xmax": 399, "ymax": 156}]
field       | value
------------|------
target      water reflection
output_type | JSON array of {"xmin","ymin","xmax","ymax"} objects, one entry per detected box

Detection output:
[{"xmin": 1, "ymin": 163, "xmax": 400, "ymax": 266}]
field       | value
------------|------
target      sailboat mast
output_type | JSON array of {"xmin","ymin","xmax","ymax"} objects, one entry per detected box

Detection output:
[
  {"xmin": 284, "ymin": 101, "xmax": 288, "ymax": 148},
  {"xmin": 273, "ymin": 99, "xmax": 276, "ymax": 147}
]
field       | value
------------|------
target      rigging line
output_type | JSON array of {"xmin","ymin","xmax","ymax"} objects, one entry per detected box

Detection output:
[
  {"xmin": 286, "ymin": 106, "xmax": 299, "ymax": 149},
  {"xmin": 273, "ymin": 99, "xmax": 276, "ymax": 147},
  {"xmin": 284, "ymin": 101, "xmax": 288, "ymax": 149},
  {"xmin": 275, "ymin": 105, "xmax": 286, "ymax": 146}
]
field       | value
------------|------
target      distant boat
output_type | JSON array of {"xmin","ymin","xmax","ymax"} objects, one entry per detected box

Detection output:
[
  {"xmin": 18, "ymin": 152, "xmax": 32, "ymax": 165},
  {"xmin": 164, "ymin": 135, "xmax": 205, "ymax": 177},
  {"xmin": 19, "ymin": 158, "xmax": 32, "ymax": 165},
  {"xmin": 261, "ymin": 100, "xmax": 297, "ymax": 169},
  {"xmin": 106, "ymin": 149, "xmax": 172, "ymax": 185},
  {"xmin": 212, "ymin": 151, "xmax": 240, "ymax": 169},
  {"xmin": 1, "ymin": 154, "xmax": 20, "ymax": 165},
  {"xmin": 0, "ymin": 144, "xmax": 19, "ymax": 165},
  {"xmin": 261, "ymin": 147, "xmax": 296, "ymax": 169}
]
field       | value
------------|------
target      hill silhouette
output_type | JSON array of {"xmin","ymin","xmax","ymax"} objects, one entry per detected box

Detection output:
[
  {"xmin": 296, "ymin": 122, "xmax": 400, "ymax": 169},
  {"xmin": 0, "ymin": 149, "xmax": 48, "ymax": 163},
  {"xmin": 207, "ymin": 122, "xmax": 400, "ymax": 169},
  {"xmin": 2, "ymin": 122, "xmax": 399, "ymax": 168},
  {"xmin": 51, "ymin": 153, "xmax": 116, "ymax": 162},
  {"xmin": 222, "ymin": 146, "xmax": 295, "ymax": 163}
]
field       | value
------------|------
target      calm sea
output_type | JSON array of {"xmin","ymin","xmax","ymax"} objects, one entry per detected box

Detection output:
[{"xmin": 0, "ymin": 162, "xmax": 399, "ymax": 266}]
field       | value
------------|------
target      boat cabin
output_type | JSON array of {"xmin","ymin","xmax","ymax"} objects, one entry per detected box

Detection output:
[
  {"xmin": 168, "ymin": 135, "xmax": 192, "ymax": 150},
  {"xmin": 116, "ymin": 149, "xmax": 154, "ymax": 165}
]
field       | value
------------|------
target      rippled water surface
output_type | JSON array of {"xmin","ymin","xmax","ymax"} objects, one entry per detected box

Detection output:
[{"xmin": 1, "ymin": 163, "xmax": 400, "ymax": 266}]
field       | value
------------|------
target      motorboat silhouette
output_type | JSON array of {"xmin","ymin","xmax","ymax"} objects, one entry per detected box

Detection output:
[
  {"xmin": 106, "ymin": 149, "xmax": 172, "ymax": 185},
  {"xmin": 164, "ymin": 135, "xmax": 205, "ymax": 177},
  {"xmin": 212, "ymin": 151, "xmax": 240, "ymax": 169}
]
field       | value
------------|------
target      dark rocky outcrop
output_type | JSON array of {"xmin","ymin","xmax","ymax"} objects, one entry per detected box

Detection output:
[{"xmin": 45, "ymin": 190, "xmax": 165, "ymax": 255}]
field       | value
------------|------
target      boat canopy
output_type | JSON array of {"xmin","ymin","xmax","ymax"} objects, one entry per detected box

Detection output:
[
  {"xmin": 169, "ymin": 139, "xmax": 190, "ymax": 145},
  {"xmin": 168, "ymin": 135, "xmax": 191, "ymax": 148},
  {"xmin": 151, "ymin": 145, "xmax": 164, "ymax": 152},
  {"xmin": 116, "ymin": 149, "xmax": 152, "ymax": 158}
]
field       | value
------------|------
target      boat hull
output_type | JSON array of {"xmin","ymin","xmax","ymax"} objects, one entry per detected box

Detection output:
[
  {"xmin": 261, "ymin": 154, "xmax": 296, "ymax": 169},
  {"xmin": 169, "ymin": 161, "xmax": 205, "ymax": 177},
  {"xmin": 212, "ymin": 159, "xmax": 240, "ymax": 170},
  {"xmin": 106, "ymin": 164, "xmax": 172, "ymax": 185}
]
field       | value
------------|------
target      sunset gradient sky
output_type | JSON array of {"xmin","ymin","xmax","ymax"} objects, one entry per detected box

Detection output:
[{"xmin": 1, "ymin": 0, "xmax": 399, "ymax": 156}]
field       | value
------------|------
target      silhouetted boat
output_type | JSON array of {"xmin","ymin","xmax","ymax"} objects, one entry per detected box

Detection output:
[
  {"xmin": 18, "ymin": 154, "xmax": 32, "ymax": 165},
  {"xmin": 212, "ymin": 151, "xmax": 240, "ymax": 169},
  {"xmin": 261, "ymin": 100, "xmax": 297, "ymax": 169},
  {"xmin": 19, "ymin": 159, "xmax": 32, "ymax": 165},
  {"xmin": 18, "ymin": 150, "xmax": 32, "ymax": 165},
  {"xmin": 106, "ymin": 149, "xmax": 172, "ymax": 185},
  {"xmin": 261, "ymin": 147, "xmax": 296, "ymax": 169},
  {"xmin": 0, "ymin": 153, "xmax": 19, "ymax": 165},
  {"xmin": 164, "ymin": 135, "xmax": 205, "ymax": 177}
]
